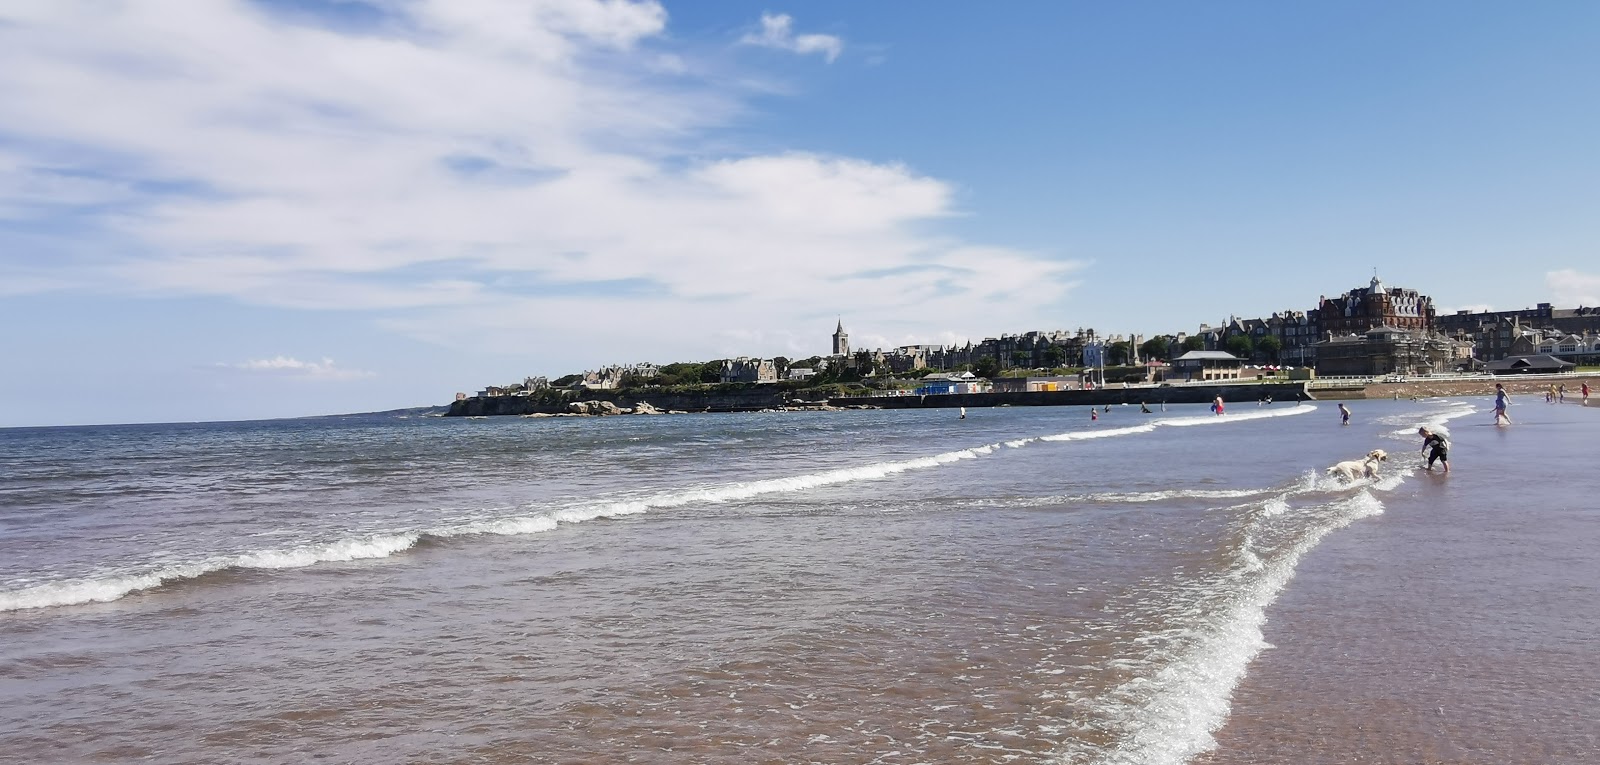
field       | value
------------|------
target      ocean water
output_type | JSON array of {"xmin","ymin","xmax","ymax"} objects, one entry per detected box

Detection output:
[{"xmin": 0, "ymin": 398, "xmax": 1589, "ymax": 764}]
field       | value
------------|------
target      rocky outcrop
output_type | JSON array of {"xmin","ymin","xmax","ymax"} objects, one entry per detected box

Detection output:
[{"xmin": 568, "ymin": 400, "xmax": 627, "ymax": 416}]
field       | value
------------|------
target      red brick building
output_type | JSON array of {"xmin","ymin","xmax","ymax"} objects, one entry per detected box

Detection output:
[{"xmin": 1316, "ymin": 276, "xmax": 1434, "ymax": 337}]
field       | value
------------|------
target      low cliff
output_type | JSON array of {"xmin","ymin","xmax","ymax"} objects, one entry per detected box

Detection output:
[{"xmin": 447, "ymin": 387, "xmax": 794, "ymax": 416}]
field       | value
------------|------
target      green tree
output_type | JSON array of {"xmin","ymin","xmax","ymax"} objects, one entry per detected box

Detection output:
[
  {"xmin": 973, "ymin": 356, "xmax": 1000, "ymax": 378},
  {"xmin": 1182, "ymin": 335, "xmax": 1205, "ymax": 352},
  {"xmin": 699, "ymin": 360, "xmax": 726, "ymax": 384},
  {"xmin": 1257, "ymin": 336, "xmax": 1282, "ymax": 363},
  {"xmin": 1140, "ymin": 337, "xmax": 1169, "ymax": 362},
  {"xmin": 1108, "ymin": 341, "xmax": 1132, "ymax": 366},
  {"xmin": 1225, "ymin": 335, "xmax": 1254, "ymax": 359},
  {"xmin": 1043, "ymin": 346, "xmax": 1066, "ymax": 368},
  {"xmin": 1012, "ymin": 350, "xmax": 1033, "ymax": 367}
]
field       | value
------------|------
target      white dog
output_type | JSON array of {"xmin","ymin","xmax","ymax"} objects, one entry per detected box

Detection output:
[{"xmin": 1327, "ymin": 449, "xmax": 1389, "ymax": 481}]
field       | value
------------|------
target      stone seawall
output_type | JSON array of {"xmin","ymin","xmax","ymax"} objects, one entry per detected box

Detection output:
[{"xmin": 829, "ymin": 382, "xmax": 1310, "ymax": 410}]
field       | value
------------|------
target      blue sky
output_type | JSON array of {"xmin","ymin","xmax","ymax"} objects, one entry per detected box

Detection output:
[{"xmin": 3, "ymin": 0, "xmax": 1598, "ymax": 426}]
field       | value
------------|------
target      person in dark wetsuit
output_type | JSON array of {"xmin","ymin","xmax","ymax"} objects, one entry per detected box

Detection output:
[{"xmin": 1419, "ymin": 427, "xmax": 1449, "ymax": 473}]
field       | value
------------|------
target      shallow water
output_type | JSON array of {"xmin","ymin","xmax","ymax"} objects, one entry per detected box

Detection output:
[{"xmin": 1, "ymin": 397, "xmax": 1590, "ymax": 763}]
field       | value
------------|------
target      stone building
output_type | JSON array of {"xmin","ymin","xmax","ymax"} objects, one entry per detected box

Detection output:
[
  {"xmin": 1171, "ymin": 350, "xmax": 1244, "ymax": 381},
  {"xmin": 1316, "ymin": 276, "xmax": 1434, "ymax": 337},
  {"xmin": 721, "ymin": 357, "xmax": 778, "ymax": 384},
  {"xmin": 832, "ymin": 320, "xmax": 850, "ymax": 357},
  {"xmin": 1436, "ymin": 304, "xmax": 1600, "ymax": 361},
  {"xmin": 1314, "ymin": 326, "xmax": 1464, "ymax": 377}
]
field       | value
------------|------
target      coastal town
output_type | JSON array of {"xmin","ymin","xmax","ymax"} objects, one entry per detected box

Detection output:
[{"xmin": 457, "ymin": 276, "xmax": 1600, "ymax": 414}]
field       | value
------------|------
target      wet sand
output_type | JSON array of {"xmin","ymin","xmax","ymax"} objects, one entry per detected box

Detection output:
[{"xmin": 1198, "ymin": 399, "xmax": 1600, "ymax": 764}]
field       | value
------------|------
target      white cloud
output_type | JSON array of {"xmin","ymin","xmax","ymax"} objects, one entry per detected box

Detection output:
[
  {"xmin": 1547, "ymin": 269, "xmax": 1600, "ymax": 306},
  {"xmin": 738, "ymin": 12, "xmax": 843, "ymax": 63},
  {"xmin": 1437, "ymin": 302, "xmax": 1495, "ymax": 314},
  {"xmin": 0, "ymin": 0, "xmax": 1081, "ymax": 371},
  {"xmin": 219, "ymin": 356, "xmax": 374, "ymax": 381}
]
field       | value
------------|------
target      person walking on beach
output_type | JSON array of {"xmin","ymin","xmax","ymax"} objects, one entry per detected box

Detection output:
[
  {"xmin": 1493, "ymin": 383, "xmax": 1512, "ymax": 425},
  {"xmin": 1419, "ymin": 427, "xmax": 1450, "ymax": 473},
  {"xmin": 1558, "ymin": 384, "xmax": 1566, "ymax": 403},
  {"xmin": 1584, "ymin": 381, "xmax": 1591, "ymax": 404},
  {"xmin": 1212, "ymin": 395, "xmax": 1225, "ymax": 416},
  {"xmin": 1338, "ymin": 403, "xmax": 1351, "ymax": 426},
  {"xmin": 1546, "ymin": 384, "xmax": 1556, "ymax": 403}
]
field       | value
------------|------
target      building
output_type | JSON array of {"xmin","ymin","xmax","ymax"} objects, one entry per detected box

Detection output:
[
  {"xmin": 1485, "ymin": 355, "xmax": 1576, "ymax": 375},
  {"xmin": 720, "ymin": 357, "xmax": 778, "ymax": 384},
  {"xmin": 1314, "ymin": 326, "xmax": 1464, "ymax": 377},
  {"xmin": 1171, "ymin": 350, "xmax": 1244, "ymax": 381},
  {"xmin": 1437, "ymin": 304, "xmax": 1600, "ymax": 361},
  {"xmin": 1316, "ymin": 276, "xmax": 1434, "ymax": 337},
  {"xmin": 832, "ymin": 320, "xmax": 850, "ymax": 357}
]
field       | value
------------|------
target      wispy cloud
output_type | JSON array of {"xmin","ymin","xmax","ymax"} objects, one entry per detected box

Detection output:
[
  {"xmin": 0, "ymin": 0, "xmax": 1080, "ymax": 368},
  {"xmin": 1547, "ymin": 269, "xmax": 1600, "ymax": 306},
  {"xmin": 738, "ymin": 12, "xmax": 844, "ymax": 63},
  {"xmin": 217, "ymin": 356, "xmax": 374, "ymax": 381}
]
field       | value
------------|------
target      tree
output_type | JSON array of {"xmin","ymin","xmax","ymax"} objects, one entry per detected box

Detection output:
[
  {"xmin": 1140, "ymin": 337, "xmax": 1169, "ymax": 363},
  {"xmin": 773, "ymin": 356, "xmax": 791, "ymax": 378},
  {"xmin": 1012, "ymin": 350, "xmax": 1033, "ymax": 367},
  {"xmin": 1257, "ymin": 336, "xmax": 1282, "ymax": 363},
  {"xmin": 973, "ymin": 356, "xmax": 1000, "ymax": 378},
  {"xmin": 1108, "ymin": 341, "xmax": 1132, "ymax": 366},
  {"xmin": 1182, "ymin": 335, "xmax": 1205, "ymax": 352},
  {"xmin": 1225, "ymin": 335, "xmax": 1254, "ymax": 359},
  {"xmin": 699, "ymin": 361, "xmax": 726, "ymax": 384},
  {"xmin": 1043, "ymin": 346, "xmax": 1066, "ymax": 368}
]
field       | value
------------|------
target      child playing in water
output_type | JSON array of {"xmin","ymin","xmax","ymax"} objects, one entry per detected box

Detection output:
[{"xmin": 1338, "ymin": 403, "xmax": 1351, "ymax": 426}]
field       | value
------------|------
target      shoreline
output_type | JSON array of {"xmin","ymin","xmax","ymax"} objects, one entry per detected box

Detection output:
[{"xmin": 1195, "ymin": 397, "xmax": 1600, "ymax": 764}]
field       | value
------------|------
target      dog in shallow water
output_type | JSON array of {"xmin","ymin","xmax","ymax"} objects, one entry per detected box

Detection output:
[{"xmin": 1327, "ymin": 449, "xmax": 1389, "ymax": 481}]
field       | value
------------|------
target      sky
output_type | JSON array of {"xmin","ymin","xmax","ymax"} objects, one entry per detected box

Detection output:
[{"xmin": 3, "ymin": 0, "xmax": 1599, "ymax": 426}]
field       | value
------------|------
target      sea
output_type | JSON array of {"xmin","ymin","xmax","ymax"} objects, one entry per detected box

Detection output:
[{"xmin": 2, "ymin": 397, "xmax": 1596, "ymax": 764}]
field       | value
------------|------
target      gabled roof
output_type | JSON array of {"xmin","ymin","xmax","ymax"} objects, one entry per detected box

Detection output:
[
  {"xmin": 1173, "ymin": 350, "xmax": 1242, "ymax": 361},
  {"xmin": 1484, "ymin": 354, "xmax": 1576, "ymax": 371}
]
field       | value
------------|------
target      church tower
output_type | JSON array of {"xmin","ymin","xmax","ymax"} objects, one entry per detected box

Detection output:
[{"xmin": 832, "ymin": 319, "xmax": 850, "ymax": 356}]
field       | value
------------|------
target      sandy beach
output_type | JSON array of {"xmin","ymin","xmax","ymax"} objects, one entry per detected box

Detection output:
[
  {"xmin": 1197, "ymin": 397, "xmax": 1599, "ymax": 764},
  {"xmin": 1339, "ymin": 377, "xmax": 1597, "ymax": 402}
]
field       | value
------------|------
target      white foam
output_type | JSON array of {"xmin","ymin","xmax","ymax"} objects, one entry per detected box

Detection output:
[
  {"xmin": 0, "ymin": 532, "xmax": 424, "ymax": 612},
  {"xmin": 0, "ymin": 443, "xmax": 1010, "ymax": 612},
  {"xmin": 1, "ymin": 402, "xmax": 1322, "ymax": 613},
  {"xmin": 1062, "ymin": 491, "xmax": 1385, "ymax": 765}
]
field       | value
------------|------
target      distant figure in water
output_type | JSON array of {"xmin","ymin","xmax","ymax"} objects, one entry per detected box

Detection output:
[
  {"xmin": 1103, "ymin": 404, "xmax": 1111, "ymax": 413},
  {"xmin": 959, "ymin": 406, "xmax": 966, "ymax": 420},
  {"xmin": 1140, "ymin": 402, "xmax": 1152, "ymax": 413},
  {"xmin": 1419, "ymin": 427, "xmax": 1450, "ymax": 473},
  {"xmin": 1338, "ymin": 402, "xmax": 1351, "ymax": 426},
  {"xmin": 1493, "ymin": 383, "xmax": 1512, "ymax": 425},
  {"xmin": 1212, "ymin": 396, "xmax": 1225, "ymax": 415},
  {"xmin": 1584, "ymin": 381, "xmax": 1591, "ymax": 404},
  {"xmin": 1090, "ymin": 409, "xmax": 1098, "ymax": 421}
]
